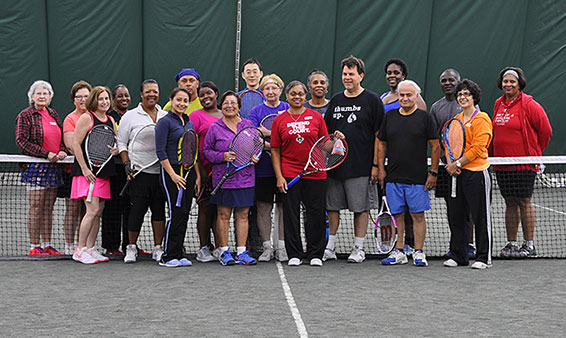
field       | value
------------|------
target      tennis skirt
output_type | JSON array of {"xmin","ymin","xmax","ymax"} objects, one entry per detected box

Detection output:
[
  {"xmin": 210, "ymin": 187, "xmax": 254, "ymax": 207},
  {"xmin": 70, "ymin": 175, "xmax": 111, "ymax": 200}
]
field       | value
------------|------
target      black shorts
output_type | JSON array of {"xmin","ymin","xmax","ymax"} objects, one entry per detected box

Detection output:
[
  {"xmin": 127, "ymin": 172, "xmax": 166, "ymax": 232},
  {"xmin": 255, "ymin": 176, "xmax": 282, "ymax": 203},
  {"xmin": 495, "ymin": 170, "xmax": 536, "ymax": 198},
  {"xmin": 57, "ymin": 169, "xmax": 73, "ymax": 198}
]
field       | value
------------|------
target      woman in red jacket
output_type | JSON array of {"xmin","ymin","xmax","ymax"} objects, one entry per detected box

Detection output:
[{"xmin": 491, "ymin": 67, "xmax": 552, "ymax": 258}]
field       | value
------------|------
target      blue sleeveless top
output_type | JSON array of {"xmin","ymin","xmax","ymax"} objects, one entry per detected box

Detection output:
[{"xmin": 380, "ymin": 91, "xmax": 401, "ymax": 113}]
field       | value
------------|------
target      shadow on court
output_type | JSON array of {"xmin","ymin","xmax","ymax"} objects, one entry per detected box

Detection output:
[{"xmin": 1, "ymin": 258, "xmax": 564, "ymax": 337}]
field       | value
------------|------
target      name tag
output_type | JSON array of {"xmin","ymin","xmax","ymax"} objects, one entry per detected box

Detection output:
[{"xmin": 50, "ymin": 122, "xmax": 57, "ymax": 126}]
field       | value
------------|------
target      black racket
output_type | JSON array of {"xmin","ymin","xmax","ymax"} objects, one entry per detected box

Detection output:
[
  {"xmin": 286, "ymin": 135, "xmax": 347, "ymax": 189},
  {"xmin": 210, "ymin": 126, "xmax": 264, "ymax": 196},
  {"xmin": 175, "ymin": 129, "xmax": 198, "ymax": 207},
  {"xmin": 85, "ymin": 124, "xmax": 116, "ymax": 202},
  {"xmin": 260, "ymin": 113, "xmax": 278, "ymax": 157},
  {"xmin": 119, "ymin": 124, "xmax": 158, "ymax": 197},
  {"xmin": 441, "ymin": 118, "xmax": 466, "ymax": 198}
]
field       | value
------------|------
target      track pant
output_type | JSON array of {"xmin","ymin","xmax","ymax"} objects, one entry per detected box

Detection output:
[
  {"xmin": 447, "ymin": 169, "xmax": 492, "ymax": 265},
  {"xmin": 160, "ymin": 165, "xmax": 195, "ymax": 262},
  {"xmin": 282, "ymin": 178, "xmax": 326, "ymax": 260}
]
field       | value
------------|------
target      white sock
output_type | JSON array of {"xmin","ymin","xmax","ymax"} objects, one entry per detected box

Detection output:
[
  {"xmin": 509, "ymin": 240, "xmax": 518, "ymax": 246},
  {"xmin": 236, "ymin": 246, "xmax": 246, "ymax": 255},
  {"xmin": 220, "ymin": 246, "xmax": 229, "ymax": 253},
  {"xmin": 326, "ymin": 235, "xmax": 337, "ymax": 250},
  {"xmin": 525, "ymin": 240, "xmax": 534, "ymax": 247},
  {"xmin": 30, "ymin": 244, "xmax": 39, "ymax": 250},
  {"xmin": 354, "ymin": 237, "xmax": 364, "ymax": 249},
  {"xmin": 41, "ymin": 242, "xmax": 50, "ymax": 248},
  {"xmin": 201, "ymin": 245, "xmax": 209, "ymax": 251},
  {"xmin": 262, "ymin": 241, "xmax": 272, "ymax": 249},
  {"xmin": 278, "ymin": 240, "xmax": 285, "ymax": 250}
]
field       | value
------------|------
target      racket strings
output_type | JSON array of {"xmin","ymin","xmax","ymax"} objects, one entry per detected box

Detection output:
[
  {"xmin": 445, "ymin": 120, "xmax": 465, "ymax": 159},
  {"xmin": 261, "ymin": 115, "xmax": 276, "ymax": 130},
  {"xmin": 86, "ymin": 127, "xmax": 115, "ymax": 164},
  {"xmin": 130, "ymin": 127, "xmax": 157, "ymax": 166},
  {"xmin": 310, "ymin": 137, "xmax": 346, "ymax": 170},
  {"xmin": 180, "ymin": 132, "xmax": 198, "ymax": 168},
  {"xmin": 231, "ymin": 129, "xmax": 263, "ymax": 166}
]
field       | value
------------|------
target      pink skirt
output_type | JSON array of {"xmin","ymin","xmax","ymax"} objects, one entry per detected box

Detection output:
[{"xmin": 70, "ymin": 176, "xmax": 111, "ymax": 199}]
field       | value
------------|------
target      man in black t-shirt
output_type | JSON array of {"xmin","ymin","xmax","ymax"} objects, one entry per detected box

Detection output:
[
  {"xmin": 323, "ymin": 55, "xmax": 385, "ymax": 263},
  {"xmin": 377, "ymin": 80, "xmax": 439, "ymax": 267}
]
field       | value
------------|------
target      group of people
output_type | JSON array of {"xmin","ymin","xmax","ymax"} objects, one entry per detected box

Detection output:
[{"xmin": 15, "ymin": 55, "xmax": 552, "ymax": 268}]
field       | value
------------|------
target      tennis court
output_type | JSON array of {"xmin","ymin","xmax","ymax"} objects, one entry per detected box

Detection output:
[{"xmin": 1, "ymin": 258, "xmax": 564, "ymax": 337}]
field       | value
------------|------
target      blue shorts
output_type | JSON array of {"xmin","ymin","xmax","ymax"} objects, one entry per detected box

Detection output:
[{"xmin": 385, "ymin": 182, "xmax": 430, "ymax": 214}]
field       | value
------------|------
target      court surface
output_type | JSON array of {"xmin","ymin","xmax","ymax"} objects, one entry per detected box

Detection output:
[{"xmin": 1, "ymin": 257, "xmax": 564, "ymax": 337}]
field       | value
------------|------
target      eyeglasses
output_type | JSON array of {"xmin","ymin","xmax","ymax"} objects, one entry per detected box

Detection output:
[
  {"xmin": 288, "ymin": 91, "xmax": 306, "ymax": 97},
  {"xmin": 75, "ymin": 95, "xmax": 88, "ymax": 100},
  {"xmin": 457, "ymin": 92, "xmax": 472, "ymax": 97},
  {"xmin": 222, "ymin": 101, "xmax": 238, "ymax": 106}
]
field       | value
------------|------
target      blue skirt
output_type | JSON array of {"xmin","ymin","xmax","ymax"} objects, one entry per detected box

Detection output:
[{"xmin": 210, "ymin": 187, "xmax": 254, "ymax": 207}]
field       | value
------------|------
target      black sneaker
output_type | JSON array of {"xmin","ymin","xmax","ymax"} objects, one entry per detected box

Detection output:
[
  {"xmin": 500, "ymin": 242, "xmax": 520, "ymax": 258},
  {"xmin": 518, "ymin": 243, "xmax": 537, "ymax": 258}
]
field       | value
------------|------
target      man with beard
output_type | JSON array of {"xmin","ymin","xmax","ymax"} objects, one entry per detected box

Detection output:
[{"xmin": 163, "ymin": 68, "xmax": 202, "ymax": 115}]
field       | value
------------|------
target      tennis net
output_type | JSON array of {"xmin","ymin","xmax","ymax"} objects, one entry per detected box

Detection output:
[{"xmin": 1, "ymin": 155, "xmax": 565, "ymax": 258}]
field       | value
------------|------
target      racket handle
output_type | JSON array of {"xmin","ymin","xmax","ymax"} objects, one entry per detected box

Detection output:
[
  {"xmin": 211, "ymin": 175, "xmax": 228, "ymax": 197},
  {"xmin": 176, "ymin": 188, "xmax": 184, "ymax": 207},
  {"xmin": 119, "ymin": 180, "xmax": 131, "ymax": 198},
  {"xmin": 86, "ymin": 182, "xmax": 94, "ymax": 203},
  {"xmin": 286, "ymin": 175, "xmax": 301, "ymax": 189},
  {"xmin": 451, "ymin": 176, "xmax": 457, "ymax": 198}
]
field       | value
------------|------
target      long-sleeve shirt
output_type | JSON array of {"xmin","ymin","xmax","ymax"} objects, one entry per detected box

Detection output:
[
  {"xmin": 453, "ymin": 111, "xmax": 492, "ymax": 172},
  {"xmin": 202, "ymin": 118, "xmax": 256, "ymax": 189},
  {"xmin": 117, "ymin": 102, "xmax": 166, "ymax": 174},
  {"xmin": 155, "ymin": 111, "xmax": 194, "ymax": 165}
]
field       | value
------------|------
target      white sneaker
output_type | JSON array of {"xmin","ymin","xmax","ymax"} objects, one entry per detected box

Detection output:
[
  {"xmin": 310, "ymin": 258, "xmax": 323, "ymax": 266},
  {"xmin": 124, "ymin": 244, "xmax": 137, "ymax": 263},
  {"xmin": 322, "ymin": 248, "xmax": 337, "ymax": 262},
  {"xmin": 152, "ymin": 245, "xmax": 164, "ymax": 262},
  {"xmin": 72, "ymin": 248, "xmax": 96, "ymax": 264},
  {"xmin": 471, "ymin": 261, "xmax": 492, "ymax": 269},
  {"xmin": 412, "ymin": 250, "xmax": 428, "ymax": 267},
  {"xmin": 288, "ymin": 258, "xmax": 302, "ymax": 266},
  {"xmin": 88, "ymin": 248, "xmax": 109, "ymax": 263},
  {"xmin": 443, "ymin": 259, "xmax": 459, "ymax": 267},
  {"xmin": 275, "ymin": 247, "xmax": 289, "ymax": 262},
  {"xmin": 258, "ymin": 246, "xmax": 274, "ymax": 262},
  {"xmin": 381, "ymin": 249, "xmax": 408, "ymax": 265},
  {"xmin": 196, "ymin": 247, "xmax": 217, "ymax": 262},
  {"xmin": 347, "ymin": 246, "xmax": 365, "ymax": 263},
  {"xmin": 212, "ymin": 248, "xmax": 222, "ymax": 261}
]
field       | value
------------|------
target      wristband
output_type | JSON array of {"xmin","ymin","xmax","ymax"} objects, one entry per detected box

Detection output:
[
  {"xmin": 372, "ymin": 163, "xmax": 379, "ymax": 168},
  {"xmin": 428, "ymin": 170, "xmax": 438, "ymax": 177}
]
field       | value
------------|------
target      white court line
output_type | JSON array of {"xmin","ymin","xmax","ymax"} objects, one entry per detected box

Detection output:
[
  {"xmin": 276, "ymin": 261, "xmax": 308, "ymax": 338},
  {"xmin": 534, "ymin": 203, "xmax": 566, "ymax": 216}
]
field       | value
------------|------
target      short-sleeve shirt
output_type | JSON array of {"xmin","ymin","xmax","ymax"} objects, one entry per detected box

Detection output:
[
  {"xmin": 270, "ymin": 108, "xmax": 328, "ymax": 179},
  {"xmin": 324, "ymin": 90, "xmax": 384, "ymax": 179},
  {"xmin": 189, "ymin": 109, "xmax": 221, "ymax": 174},
  {"xmin": 63, "ymin": 112, "xmax": 82, "ymax": 133},
  {"xmin": 248, "ymin": 101, "xmax": 290, "ymax": 177},
  {"xmin": 304, "ymin": 101, "xmax": 329, "ymax": 116},
  {"xmin": 39, "ymin": 109, "xmax": 62, "ymax": 154},
  {"xmin": 378, "ymin": 108, "xmax": 437, "ymax": 185}
]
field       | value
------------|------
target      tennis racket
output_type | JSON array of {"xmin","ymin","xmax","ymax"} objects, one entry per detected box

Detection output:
[
  {"xmin": 85, "ymin": 124, "xmax": 116, "ymax": 202},
  {"xmin": 286, "ymin": 135, "xmax": 348, "ymax": 189},
  {"xmin": 441, "ymin": 118, "xmax": 466, "ymax": 198},
  {"xmin": 260, "ymin": 113, "xmax": 278, "ymax": 156},
  {"xmin": 175, "ymin": 129, "xmax": 198, "ymax": 207},
  {"xmin": 210, "ymin": 126, "xmax": 265, "ymax": 196},
  {"xmin": 371, "ymin": 193, "xmax": 398, "ymax": 254},
  {"xmin": 119, "ymin": 124, "xmax": 158, "ymax": 197},
  {"xmin": 239, "ymin": 89, "xmax": 265, "ymax": 119}
]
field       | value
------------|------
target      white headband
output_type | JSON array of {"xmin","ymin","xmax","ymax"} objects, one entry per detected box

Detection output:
[{"xmin": 503, "ymin": 69, "xmax": 519, "ymax": 80}]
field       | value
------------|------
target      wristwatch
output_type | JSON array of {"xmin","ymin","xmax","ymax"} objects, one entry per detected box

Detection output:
[
  {"xmin": 456, "ymin": 160, "xmax": 462, "ymax": 168},
  {"xmin": 429, "ymin": 170, "xmax": 438, "ymax": 177}
]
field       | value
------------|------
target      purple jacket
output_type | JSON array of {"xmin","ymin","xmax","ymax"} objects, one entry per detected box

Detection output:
[{"xmin": 203, "ymin": 118, "xmax": 255, "ymax": 189}]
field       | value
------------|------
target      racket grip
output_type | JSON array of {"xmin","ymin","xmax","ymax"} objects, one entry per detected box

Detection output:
[
  {"xmin": 119, "ymin": 180, "xmax": 131, "ymax": 198},
  {"xmin": 176, "ymin": 188, "xmax": 184, "ymax": 207},
  {"xmin": 86, "ymin": 182, "xmax": 94, "ymax": 203},
  {"xmin": 210, "ymin": 175, "xmax": 228, "ymax": 197},
  {"xmin": 286, "ymin": 175, "xmax": 301, "ymax": 189},
  {"xmin": 451, "ymin": 176, "xmax": 457, "ymax": 198}
]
